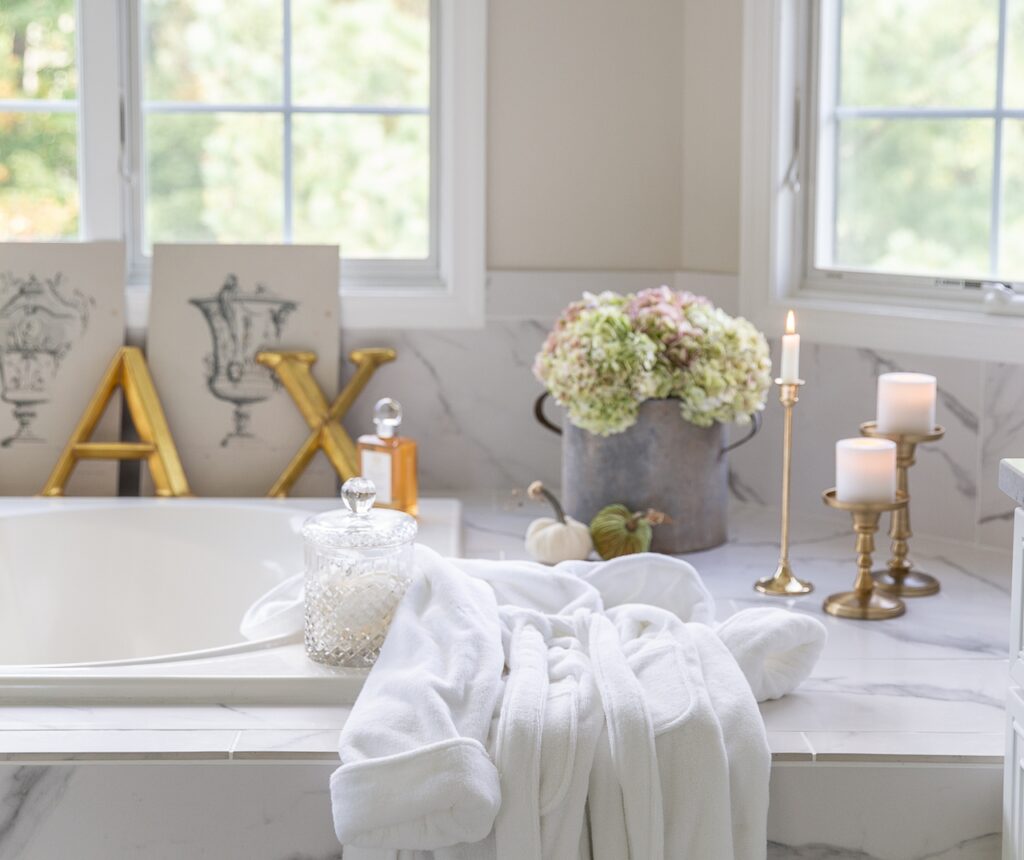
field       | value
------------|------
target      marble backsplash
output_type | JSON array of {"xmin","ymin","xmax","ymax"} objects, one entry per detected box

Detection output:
[{"xmin": 340, "ymin": 277, "xmax": 1020, "ymax": 550}]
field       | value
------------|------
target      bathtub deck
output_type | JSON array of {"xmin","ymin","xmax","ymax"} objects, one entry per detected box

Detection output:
[{"xmin": 0, "ymin": 499, "xmax": 1008, "ymax": 858}]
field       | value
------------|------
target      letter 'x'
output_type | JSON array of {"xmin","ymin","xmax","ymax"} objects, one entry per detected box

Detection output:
[{"xmin": 256, "ymin": 348, "xmax": 396, "ymax": 497}]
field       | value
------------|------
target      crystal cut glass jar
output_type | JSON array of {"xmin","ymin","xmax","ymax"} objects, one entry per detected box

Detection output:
[{"xmin": 302, "ymin": 477, "xmax": 417, "ymax": 667}]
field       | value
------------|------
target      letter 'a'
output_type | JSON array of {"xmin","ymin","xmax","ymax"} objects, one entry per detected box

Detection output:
[{"xmin": 40, "ymin": 346, "xmax": 191, "ymax": 497}]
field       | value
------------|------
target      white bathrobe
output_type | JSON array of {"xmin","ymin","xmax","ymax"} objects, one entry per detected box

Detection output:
[{"xmin": 331, "ymin": 549, "xmax": 826, "ymax": 860}]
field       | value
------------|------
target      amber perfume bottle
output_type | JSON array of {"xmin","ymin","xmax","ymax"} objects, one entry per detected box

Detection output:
[{"xmin": 357, "ymin": 398, "xmax": 418, "ymax": 516}]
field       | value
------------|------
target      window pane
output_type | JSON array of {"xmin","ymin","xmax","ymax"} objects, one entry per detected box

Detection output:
[
  {"xmin": 292, "ymin": 0, "xmax": 430, "ymax": 106},
  {"xmin": 0, "ymin": 0, "xmax": 76, "ymax": 100},
  {"xmin": 833, "ymin": 118, "xmax": 992, "ymax": 276},
  {"xmin": 1003, "ymin": 0, "xmax": 1024, "ymax": 107},
  {"xmin": 292, "ymin": 114, "xmax": 429, "ymax": 258},
  {"xmin": 0, "ymin": 111, "xmax": 78, "ymax": 239},
  {"xmin": 142, "ymin": 0, "xmax": 282, "ymax": 104},
  {"xmin": 998, "ymin": 121, "xmax": 1024, "ymax": 277},
  {"xmin": 839, "ymin": 0, "xmax": 998, "ymax": 108},
  {"xmin": 144, "ymin": 113, "xmax": 283, "ymax": 246}
]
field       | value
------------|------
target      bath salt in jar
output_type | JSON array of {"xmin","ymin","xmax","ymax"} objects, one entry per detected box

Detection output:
[{"xmin": 301, "ymin": 477, "xmax": 417, "ymax": 667}]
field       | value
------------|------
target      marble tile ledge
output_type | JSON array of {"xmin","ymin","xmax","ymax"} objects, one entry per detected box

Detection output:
[{"xmin": 0, "ymin": 498, "xmax": 1011, "ymax": 767}]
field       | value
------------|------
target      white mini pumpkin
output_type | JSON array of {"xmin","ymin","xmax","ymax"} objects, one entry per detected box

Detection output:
[{"xmin": 524, "ymin": 481, "xmax": 594, "ymax": 564}]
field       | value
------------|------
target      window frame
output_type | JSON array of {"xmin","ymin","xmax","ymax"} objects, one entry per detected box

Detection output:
[
  {"xmin": 74, "ymin": 0, "xmax": 485, "ymax": 330},
  {"xmin": 805, "ymin": 0, "xmax": 1017, "ymax": 301},
  {"xmin": 740, "ymin": 0, "xmax": 1024, "ymax": 364}
]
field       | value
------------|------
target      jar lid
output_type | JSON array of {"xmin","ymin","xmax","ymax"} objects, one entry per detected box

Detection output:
[{"xmin": 302, "ymin": 477, "xmax": 417, "ymax": 551}]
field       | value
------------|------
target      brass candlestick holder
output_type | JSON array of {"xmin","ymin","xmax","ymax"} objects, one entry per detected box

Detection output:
[
  {"xmin": 821, "ymin": 489, "xmax": 908, "ymax": 620},
  {"xmin": 755, "ymin": 379, "xmax": 814, "ymax": 596},
  {"xmin": 859, "ymin": 422, "xmax": 945, "ymax": 597}
]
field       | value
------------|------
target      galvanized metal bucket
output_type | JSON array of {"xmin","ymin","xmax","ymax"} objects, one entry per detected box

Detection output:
[{"xmin": 535, "ymin": 395, "xmax": 761, "ymax": 554}]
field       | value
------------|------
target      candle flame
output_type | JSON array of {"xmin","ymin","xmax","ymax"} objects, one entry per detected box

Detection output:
[{"xmin": 785, "ymin": 310, "xmax": 796, "ymax": 335}]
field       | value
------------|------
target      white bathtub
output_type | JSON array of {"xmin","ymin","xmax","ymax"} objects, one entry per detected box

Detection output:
[{"xmin": 0, "ymin": 497, "xmax": 461, "ymax": 703}]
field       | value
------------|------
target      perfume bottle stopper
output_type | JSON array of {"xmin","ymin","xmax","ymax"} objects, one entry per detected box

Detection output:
[{"xmin": 374, "ymin": 398, "xmax": 402, "ymax": 439}]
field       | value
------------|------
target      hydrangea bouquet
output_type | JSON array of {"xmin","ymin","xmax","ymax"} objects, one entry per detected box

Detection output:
[{"xmin": 533, "ymin": 287, "xmax": 772, "ymax": 436}]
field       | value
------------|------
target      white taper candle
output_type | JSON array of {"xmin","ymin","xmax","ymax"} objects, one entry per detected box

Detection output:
[{"xmin": 779, "ymin": 310, "xmax": 800, "ymax": 382}]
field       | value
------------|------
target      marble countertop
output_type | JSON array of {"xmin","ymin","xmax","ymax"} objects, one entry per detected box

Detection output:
[
  {"xmin": 0, "ymin": 497, "xmax": 1011, "ymax": 766},
  {"xmin": 1000, "ymin": 458, "xmax": 1024, "ymax": 509}
]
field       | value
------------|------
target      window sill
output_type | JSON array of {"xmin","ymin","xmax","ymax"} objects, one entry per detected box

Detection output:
[
  {"xmin": 126, "ymin": 278, "xmax": 485, "ymax": 338},
  {"xmin": 742, "ymin": 285, "xmax": 1024, "ymax": 364}
]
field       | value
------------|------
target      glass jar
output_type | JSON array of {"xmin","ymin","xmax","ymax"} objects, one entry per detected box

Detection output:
[{"xmin": 302, "ymin": 477, "xmax": 417, "ymax": 667}]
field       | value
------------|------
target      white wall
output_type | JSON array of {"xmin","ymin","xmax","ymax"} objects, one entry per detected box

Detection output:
[
  {"xmin": 679, "ymin": 0, "xmax": 742, "ymax": 274},
  {"xmin": 487, "ymin": 0, "xmax": 685, "ymax": 271},
  {"xmin": 487, "ymin": 0, "xmax": 743, "ymax": 275}
]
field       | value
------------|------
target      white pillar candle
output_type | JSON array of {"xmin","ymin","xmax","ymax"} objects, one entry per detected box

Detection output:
[
  {"xmin": 779, "ymin": 310, "xmax": 800, "ymax": 382},
  {"xmin": 835, "ymin": 437, "xmax": 897, "ymax": 503},
  {"xmin": 876, "ymin": 372, "xmax": 936, "ymax": 435}
]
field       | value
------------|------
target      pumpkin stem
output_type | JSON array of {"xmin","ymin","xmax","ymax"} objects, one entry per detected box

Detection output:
[
  {"xmin": 643, "ymin": 508, "xmax": 669, "ymax": 526},
  {"xmin": 528, "ymin": 480, "xmax": 567, "ymax": 524}
]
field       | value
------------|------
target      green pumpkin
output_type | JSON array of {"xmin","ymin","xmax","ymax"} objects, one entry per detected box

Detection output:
[{"xmin": 590, "ymin": 504, "xmax": 667, "ymax": 560}]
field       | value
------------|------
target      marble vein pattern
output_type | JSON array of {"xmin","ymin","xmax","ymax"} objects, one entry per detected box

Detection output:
[
  {"xmin": 0, "ymin": 764, "xmax": 343, "ymax": 859},
  {"xmin": 978, "ymin": 362, "xmax": 1024, "ymax": 547},
  {"xmin": 728, "ymin": 342, "xmax": 983, "ymax": 545},
  {"xmin": 342, "ymin": 321, "xmax": 562, "ymax": 493},
  {"xmin": 336, "ymin": 311, "xmax": 1018, "ymax": 553},
  {"xmin": 767, "ymin": 833, "xmax": 1001, "ymax": 860},
  {"xmin": 767, "ymin": 763, "xmax": 1002, "ymax": 860},
  {"xmin": 0, "ymin": 766, "xmax": 71, "ymax": 859}
]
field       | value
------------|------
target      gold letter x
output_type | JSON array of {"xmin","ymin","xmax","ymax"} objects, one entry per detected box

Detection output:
[{"xmin": 256, "ymin": 348, "xmax": 396, "ymax": 498}]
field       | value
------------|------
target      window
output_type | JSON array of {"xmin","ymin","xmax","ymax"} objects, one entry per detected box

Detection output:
[
  {"xmin": 811, "ymin": 0, "xmax": 1024, "ymax": 289},
  {"xmin": 740, "ymin": 0, "xmax": 1024, "ymax": 362},
  {"xmin": 0, "ymin": 1, "xmax": 79, "ymax": 240},
  {"xmin": 134, "ymin": 0, "xmax": 432, "ymax": 262},
  {"xmin": 0, "ymin": 1, "xmax": 485, "ymax": 329}
]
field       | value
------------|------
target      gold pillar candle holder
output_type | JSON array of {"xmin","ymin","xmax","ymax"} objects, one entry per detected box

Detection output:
[
  {"xmin": 755, "ymin": 378, "xmax": 814, "ymax": 596},
  {"xmin": 859, "ymin": 422, "xmax": 945, "ymax": 597},
  {"xmin": 821, "ymin": 489, "xmax": 908, "ymax": 620}
]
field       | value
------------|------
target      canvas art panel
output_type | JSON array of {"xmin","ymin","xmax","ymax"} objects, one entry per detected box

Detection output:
[
  {"xmin": 0, "ymin": 241, "xmax": 126, "ymax": 495},
  {"xmin": 147, "ymin": 244, "xmax": 341, "ymax": 496}
]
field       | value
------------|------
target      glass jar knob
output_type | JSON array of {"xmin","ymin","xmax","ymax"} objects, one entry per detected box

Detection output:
[{"xmin": 342, "ymin": 477, "xmax": 376, "ymax": 516}]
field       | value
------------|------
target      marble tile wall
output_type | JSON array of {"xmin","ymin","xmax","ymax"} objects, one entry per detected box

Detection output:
[
  {"xmin": 0, "ymin": 764, "xmax": 343, "ymax": 859},
  {"xmin": 728, "ymin": 340, "xmax": 988, "ymax": 545},
  {"xmin": 339, "ymin": 277, "xmax": 1023, "ymax": 550}
]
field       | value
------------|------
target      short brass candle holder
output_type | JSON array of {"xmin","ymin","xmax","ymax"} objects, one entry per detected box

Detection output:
[
  {"xmin": 821, "ymin": 489, "xmax": 908, "ymax": 620},
  {"xmin": 755, "ymin": 378, "xmax": 814, "ymax": 596},
  {"xmin": 859, "ymin": 422, "xmax": 945, "ymax": 597}
]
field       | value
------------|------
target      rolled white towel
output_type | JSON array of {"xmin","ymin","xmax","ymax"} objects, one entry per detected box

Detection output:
[{"xmin": 715, "ymin": 608, "xmax": 826, "ymax": 702}]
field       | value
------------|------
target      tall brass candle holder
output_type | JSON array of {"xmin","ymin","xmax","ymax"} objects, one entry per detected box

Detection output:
[
  {"xmin": 821, "ymin": 489, "xmax": 908, "ymax": 620},
  {"xmin": 755, "ymin": 379, "xmax": 814, "ymax": 596},
  {"xmin": 859, "ymin": 422, "xmax": 945, "ymax": 597}
]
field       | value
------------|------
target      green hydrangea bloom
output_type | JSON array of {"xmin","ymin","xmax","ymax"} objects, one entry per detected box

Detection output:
[{"xmin": 533, "ymin": 287, "xmax": 771, "ymax": 435}]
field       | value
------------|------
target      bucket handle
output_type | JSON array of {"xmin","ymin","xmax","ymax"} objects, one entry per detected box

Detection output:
[
  {"xmin": 534, "ymin": 391, "xmax": 763, "ymax": 457},
  {"xmin": 719, "ymin": 411, "xmax": 762, "ymax": 460},
  {"xmin": 534, "ymin": 391, "xmax": 563, "ymax": 435}
]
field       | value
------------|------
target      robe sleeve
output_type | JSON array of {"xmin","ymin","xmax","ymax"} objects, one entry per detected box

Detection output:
[
  {"xmin": 715, "ymin": 607, "xmax": 826, "ymax": 701},
  {"xmin": 331, "ymin": 546, "xmax": 505, "ymax": 850}
]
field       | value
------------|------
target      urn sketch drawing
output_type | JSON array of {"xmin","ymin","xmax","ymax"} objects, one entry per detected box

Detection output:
[
  {"xmin": 0, "ymin": 272, "xmax": 91, "ymax": 447},
  {"xmin": 191, "ymin": 274, "xmax": 298, "ymax": 447}
]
